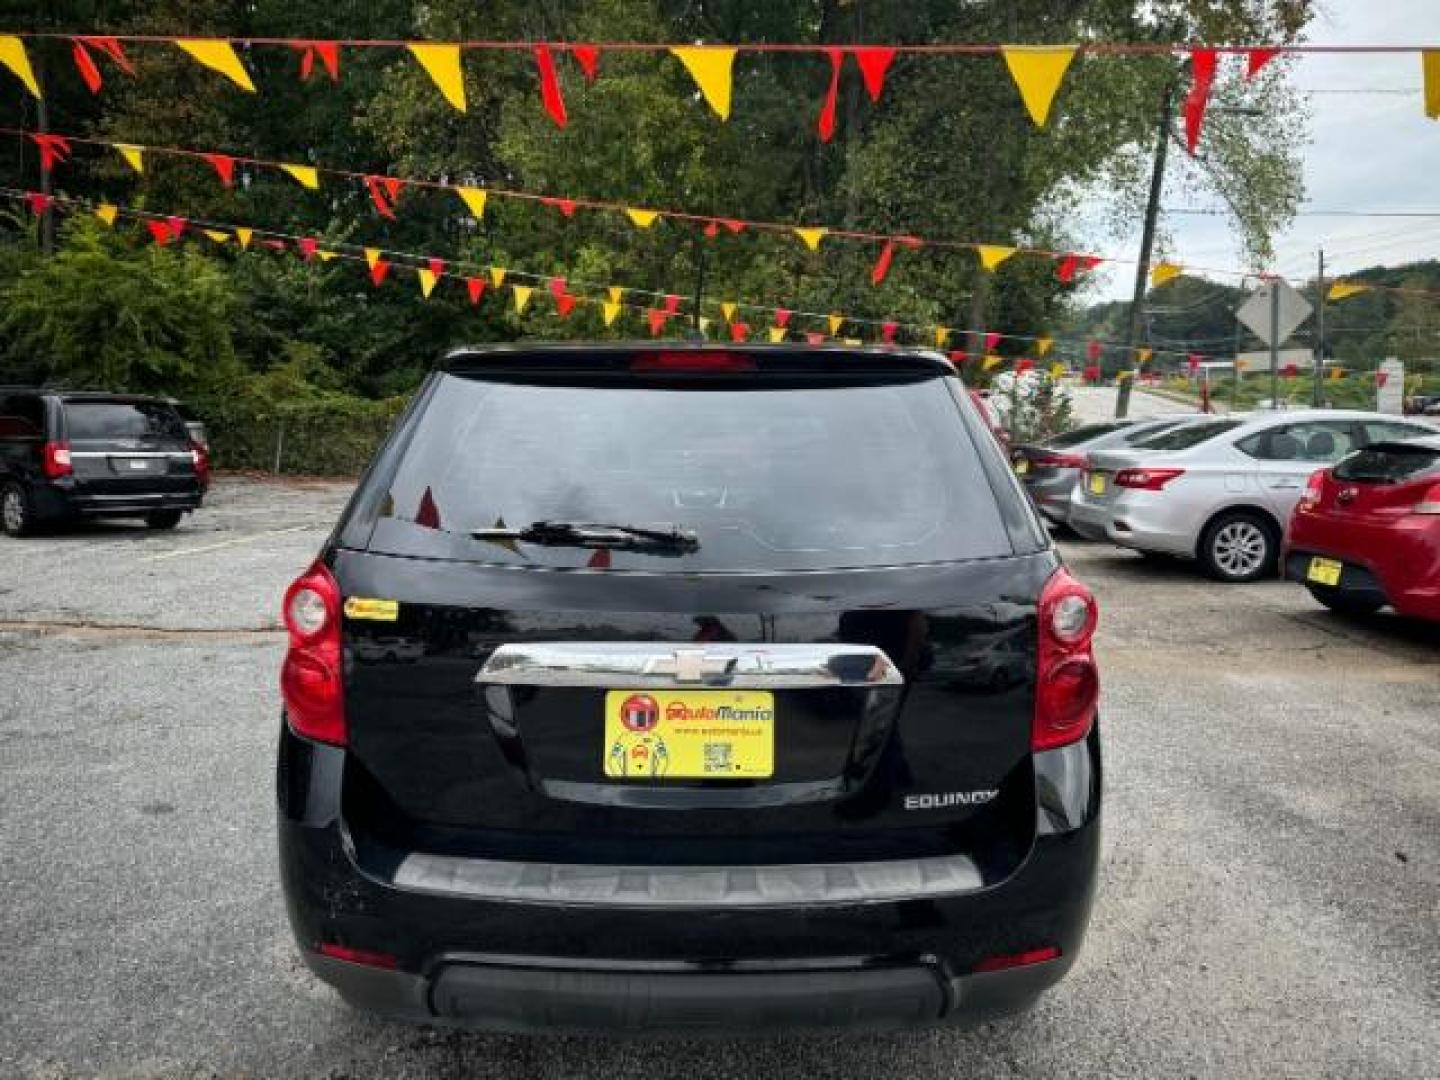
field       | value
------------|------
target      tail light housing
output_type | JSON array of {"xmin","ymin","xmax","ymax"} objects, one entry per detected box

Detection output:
[
  {"xmin": 1297, "ymin": 468, "xmax": 1328, "ymax": 513},
  {"xmin": 281, "ymin": 561, "xmax": 346, "ymax": 745},
  {"xmin": 1114, "ymin": 467, "xmax": 1185, "ymax": 490},
  {"xmin": 1415, "ymin": 481, "xmax": 1440, "ymax": 515},
  {"xmin": 1034, "ymin": 568, "xmax": 1099, "ymax": 752},
  {"xmin": 42, "ymin": 440, "xmax": 72, "ymax": 478},
  {"xmin": 631, "ymin": 351, "xmax": 756, "ymax": 373},
  {"xmin": 189, "ymin": 439, "xmax": 211, "ymax": 490},
  {"xmin": 1033, "ymin": 451, "xmax": 1088, "ymax": 470}
]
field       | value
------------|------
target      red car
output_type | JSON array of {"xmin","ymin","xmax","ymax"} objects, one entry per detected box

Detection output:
[{"xmin": 1283, "ymin": 434, "xmax": 1440, "ymax": 620}]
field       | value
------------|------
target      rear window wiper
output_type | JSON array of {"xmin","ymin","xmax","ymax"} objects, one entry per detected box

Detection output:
[{"xmin": 471, "ymin": 520, "xmax": 700, "ymax": 554}]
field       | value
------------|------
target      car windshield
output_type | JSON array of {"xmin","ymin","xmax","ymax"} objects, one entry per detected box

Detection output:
[
  {"xmin": 366, "ymin": 373, "xmax": 1015, "ymax": 571},
  {"xmin": 1046, "ymin": 422, "xmax": 1129, "ymax": 448},
  {"xmin": 1131, "ymin": 419, "xmax": 1242, "ymax": 451},
  {"xmin": 1334, "ymin": 444, "xmax": 1440, "ymax": 483},
  {"xmin": 64, "ymin": 401, "xmax": 187, "ymax": 442}
]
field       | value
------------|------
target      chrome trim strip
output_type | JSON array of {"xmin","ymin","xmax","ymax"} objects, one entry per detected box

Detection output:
[
  {"xmin": 477, "ymin": 642, "xmax": 903, "ymax": 689},
  {"xmin": 390, "ymin": 851, "xmax": 982, "ymax": 907},
  {"xmin": 69, "ymin": 451, "xmax": 191, "ymax": 458}
]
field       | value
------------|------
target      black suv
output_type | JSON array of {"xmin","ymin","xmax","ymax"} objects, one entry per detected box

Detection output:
[
  {"xmin": 277, "ymin": 344, "xmax": 1102, "ymax": 1033},
  {"xmin": 0, "ymin": 390, "xmax": 205, "ymax": 536}
]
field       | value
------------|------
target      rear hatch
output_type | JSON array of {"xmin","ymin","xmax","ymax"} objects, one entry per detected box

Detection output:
[
  {"xmin": 1322, "ymin": 439, "xmax": 1440, "ymax": 517},
  {"xmin": 331, "ymin": 348, "xmax": 1054, "ymax": 875},
  {"xmin": 61, "ymin": 398, "xmax": 198, "ymax": 496}
]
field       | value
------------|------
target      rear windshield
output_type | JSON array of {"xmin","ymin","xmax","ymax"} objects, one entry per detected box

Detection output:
[
  {"xmin": 64, "ymin": 401, "xmax": 187, "ymax": 442},
  {"xmin": 366, "ymin": 374, "xmax": 1015, "ymax": 570},
  {"xmin": 1046, "ymin": 422, "xmax": 1129, "ymax": 448},
  {"xmin": 1334, "ymin": 445, "xmax": 1440, "ymax": 483},
  {"xmin": 1121, "ymin": 419, "xmax": 1186, "ymax": 444},
  {"xmin": 1132, "ymin": 419, "xmax": 1241, "ymax": 451}
]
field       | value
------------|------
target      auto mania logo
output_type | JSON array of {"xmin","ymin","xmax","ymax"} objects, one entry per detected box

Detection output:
[{"xmin": 665, "ymin": 700, "xmax": 774, "ymax": 724}]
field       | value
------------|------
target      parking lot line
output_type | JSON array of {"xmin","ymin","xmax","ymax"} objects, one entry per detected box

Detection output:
[{"xmin": 138, "ymin": 524, "xmax": 315, "ymax": 563}]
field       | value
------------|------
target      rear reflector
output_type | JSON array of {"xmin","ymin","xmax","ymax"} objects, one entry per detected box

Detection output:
[
  {"xmin": 316, "ymin": 942, "xmax": 399, "ymax": 970},
  {"xmin": 974, "ymin": 946, "xmax": 1062, "ymax": 973},
  {"xmin": 630, "ymin": 351, "xmax": 757, "ymax": 373}
]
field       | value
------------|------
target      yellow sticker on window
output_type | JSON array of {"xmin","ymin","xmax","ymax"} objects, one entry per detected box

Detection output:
[{"xmin": 343, "ymin": 597, "xmax": 399, "ymax": 622}]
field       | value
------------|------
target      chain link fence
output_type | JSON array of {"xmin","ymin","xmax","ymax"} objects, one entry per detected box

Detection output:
[{"xmin": 205, "ymin": 398, "xmax": 407, "ymax": 476}]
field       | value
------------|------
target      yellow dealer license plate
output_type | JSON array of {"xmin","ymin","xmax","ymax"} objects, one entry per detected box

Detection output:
[
  {"xmin": 1014, "ymin": 459, "xmax": 1030, "ymax": 476},
  {"xmin": 1306, "ymin": 556, "xmax": 1343, "ymax": 587},
  {"xmin": 604, "ymin": 690, "xmax": 775, "ymax": 780},
  {"xmin": 1088, "ymin": 472, "xmax": 1107, "ymax": 495}
]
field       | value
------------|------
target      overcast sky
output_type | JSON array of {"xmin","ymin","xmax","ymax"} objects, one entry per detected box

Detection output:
[{"xmin": 1084, "ymin": 0, "xmax": 1439, "ymax": 301}]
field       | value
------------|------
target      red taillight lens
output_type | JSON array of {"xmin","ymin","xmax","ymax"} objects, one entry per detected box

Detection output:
[
  {"xmin": 190, "ymin": 439, "xmax": 211, "ymax": 488},
  {"xmin": 315, "ymin": 942, "xmax": 399, "ymax": 970},
  {"xmin": 1114, "ymin": 467, "xmax": 1185, "ymax": 490},
  {"xmin": 1034, "ymin": 568, "xmax": 1099, "ymax": 752},
  {"xmin": 281, "ymin": 562, "xmax": 345, "ymax": 745},
  {"xmin": 973, "ymin": 946, "xmax": 1062, "ymax": 973},
  {"xmin": 1033, "ymin": 452, "xmax": 1087, "ymax": 470},
  {"xmin": 1413, "ymin": 481, "xmax": 1440, "ymax": 515},
  {"xmin": 631, "ymin": 351, "xmax": 757, "ymax": 373},
  {"xmin": 42, "ymin": 440, "xmax": 72, "ymax": 478},
  {"xmin": 1297, "ymin": 468, "xmax": 1328, "ymax": 513}
]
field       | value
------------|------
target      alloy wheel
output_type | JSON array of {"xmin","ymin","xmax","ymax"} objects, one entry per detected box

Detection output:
[{"xmin": 1211, "ymin": 520, "xmax": 1269, "ymax": 579}]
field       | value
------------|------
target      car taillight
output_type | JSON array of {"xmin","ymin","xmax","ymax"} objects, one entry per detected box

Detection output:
[
  {"xmin": 281, "ymin": 561, "xmax": 345, "ymax": 745},
  {"xmin": 1033, "ymin": 452, "xmax": 1088, "ymax": 470},
  {"xmin": 1034, "ymin": 568, "xmax": 1099, "ymax": 752},
  {"xmin": 631, "ymin": 351, "xmax": 756, "ymax": 373},
  {"xmin": 1297, "ymin": 468, "xmax": 1328, "ymax": 513},
  {"xmin": 1414, "ymin": 481, "xmax": 1440, "ymax": 515},
  {"xmin": 1114, "ymin": 467, "xmax": 1185, "ymax": 490},
  {"xmin": 42, "ymin": 440, "xmax": 72, "ymax": 478},
  {"xmin": 190, "ymin": 439, "xmax": 211, "ymax": 487}
]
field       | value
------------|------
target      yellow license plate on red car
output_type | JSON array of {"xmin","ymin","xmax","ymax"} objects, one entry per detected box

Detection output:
[
  {"xmin": 1306, "ymin": 556, "xmax": 1343, "ymax": 587},
  {"xmin": 1014, "ymin": 459, "xmax": 1030, "ymax": 476},
  {"xmin": 604, "ymin": 690, "xmax": 775, "ymax": 780}
]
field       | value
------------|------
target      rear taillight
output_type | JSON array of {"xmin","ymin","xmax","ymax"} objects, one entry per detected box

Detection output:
[
  {"xmin": 1114, "ymin": 467, "xmax": 1185, "ymax": 490},
  {"xmin": 1415, "ymin": 481, "xmax": 1440, "ymax": 515},
  {"xmin": 1033, "ymin": 452, "xmax": 1088, "ymax": 470},
  {"xmin": 42, "ymin": 440, "xmax": 72, "ymax": 478},
  {"xmin": 190, "ymin": 439, "xmax": 211, "ymax": 488},
  {"xmin": 1297, "ymin": 468, "xmax": 1328, "ymax": 513},
  {"xmin": 631, "ymin": 351, "xmax": 756, "ymax": 373},
  {"xmin": 281, "ymin": 561, "xmax": 345, "ymax": 746},
  {"xmin": 1034, "ymin": 568, "xmax": 1099, "ymax": 752}
]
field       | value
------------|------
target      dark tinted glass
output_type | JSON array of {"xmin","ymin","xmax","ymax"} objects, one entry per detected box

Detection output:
[
  {"xmin": 368, "ymin": 374, "xmax": 1015, "ymax": 570},
  {"xmin": 1334, "ymin": 446, "xmax": 1440, "ymax": 483},
  {"xmin": 1121, "ymin": 419, "xmax": 1186, "ymax": 444},
  {"xmin": 1046, "ymin": 422, "xmax": 1128, "ymax": 448},
  {"xmin": 1133, "ymin": 419, "xmax": 1242, "ymax": 451},
  {"xmin": 64, "ymin": 401, "xmax": 187, "ymax": 442}
]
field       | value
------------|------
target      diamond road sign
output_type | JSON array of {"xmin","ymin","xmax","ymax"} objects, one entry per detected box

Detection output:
[{"xmin": 1236, "ymin": 280, "xmax": 1313, "ymax": 347}]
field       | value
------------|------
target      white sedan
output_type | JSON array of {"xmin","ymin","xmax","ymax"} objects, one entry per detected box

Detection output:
[{"xmin": 1068, "ymin": 409, "xmax": 1439, "ymax": 581}]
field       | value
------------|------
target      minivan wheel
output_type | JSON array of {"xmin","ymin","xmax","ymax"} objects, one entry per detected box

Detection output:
[
  {"xmin": 1198, "ymin": 511, "xmax": 1277, "ymax": 583},
  {"xmin": 1, "ymin": 482, "xmax": 34, "ymax": 537},
  {"xmin": 1306, "ymin": 584, "xmax": 1384, "ymax": 617},
  {"xmin": 145, "ymin": 510, "xmax": 184, "ymax": 530}
]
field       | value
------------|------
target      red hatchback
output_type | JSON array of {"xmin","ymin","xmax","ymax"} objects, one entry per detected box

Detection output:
[{"xmin": 1284, "ymin": 434, "xmax": 1440, "ymax": 620}]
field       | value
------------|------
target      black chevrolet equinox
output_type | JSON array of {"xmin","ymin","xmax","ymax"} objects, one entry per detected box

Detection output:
[{"xmin": 277, "ymin": 343, "xmax": 1102, "ymax": 1034}]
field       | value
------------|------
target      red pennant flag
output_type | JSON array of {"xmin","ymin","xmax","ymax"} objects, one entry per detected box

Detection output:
[
  {"xmin": 293, "ymin": 41, "xmax": 340, "ymax": 82},
  {"xmin": 984, "ymin": 331, "xmax": 1002, "ymax": 352},
  {"xmin": 571, "ymin": 45, "xmax": 600, "ymax": 83},
  {"xmin": 165, "ymin": 215, "xmax": 187, "ymax": 239},
  {"xmin": 465, "ymin": 277, "xmax": 485, "ymax": 304},
  {"xmin": 722, "ymin": 218, "xmax": 745, "ymax": 234},
  {"xmin": 71, "ymin": 41, "xmax": 102, "ymax": 94},
  {"xmin": 203, "ymin": 153, "xmax": 236, "ymax": 187},
  {"xmin": 555, "ymin": 293, "xmax": 576, "ymax": 318},
  {"xmin": 415, "ymin": 487, "xmax": 442, "ymax": 530},
  {"xmin": 586, "ymin": 548, "xmax": 611, "ymax": 569},
  {"xmin": 30, "ymin": 134, "xmax": 71, "ymax": 172},
  {"xmin": 1057, "ymin": 253, "xmax": 1102, "ymax": 283},
  {"xmin": 703, "ymin": 221, "xmax": 720, "ymax": 239},
  {"xmin": 1245, "ymin": 48, "xmax": 1279, "ymax": 79},
  {"xmin": 948, "ymin": 350, "xmax": 968, "ymax": 365},
  {"xmin": 145, "ymin": 219, "xmax": 173, "ymax": 245},
  {"xmin": 365, "ymin": 175, "xmax": 402, "ymax": 219},
  {"xmin": 648, "ymin": 309, "xmax": 668, "ymax": 337},
  {"xmin": 871, "ymin": 240, "xmax": 896, "ymax": 285},
  {"xmin": 1280, "ymin": 362, "xmax": 1299, "ymax": 378},
  {"xmin": 730, "ymin": 322, "xmax": 749, "ymax": 343},
  {"xmin": 547, "ymin": 276, "xmax": 568, "ymax": 299},
  {"xmin": 1183, "ymin": 49, "xmax": 1219, "ymax": 154},
  {"xmin": 1083, "ymin": 364, "xmax": 1100, "ymax": 383},
  {"xmin": 1187, "ymin": 353, "xmax": 1201, "ymax": 374},
  {"xmin": 298, "ymin": 236, "xmax": 318, "ymax": 261},
  {"xmin": 72, "ymin": 36, "xmax": 133, "ymax": 94},
  {"xmin": 1375, "ymin": 371, "xmax": 1389, "ymax": 388},
  {"xmin": 1087, "ymin": 340, "xmax": 1103, "ymax": 361},
  {"xmin": 427, "ymin": 257, "xmax": 446, "ymax": 278},
  {"xmin": 818, "ymin": 47, "xmax": 843, "ymax": 142},
  {"xmin": 369, "ymin": 259, "xmax": 391, "ymax": 287},
  {"xmin": 663, "ymin": 293, "xmax": 682, "ymax": 315},
  {"xmin": 25, "ymin": 192, "xmax": 53, "ymax": 217},
  {"xmin": 1016, "ymin": 358, "xmax": 1035, "ymax": 374},
  {"xmin": 853, "ymin": 47, "xmax": 896, "ymax": 102},
  {"xmin": 805, "ymin": 331, "xmax": 825, "ymax": 345},
  {"xmin": 262, "ymin": 239, "xmax": 287, "ymax": 251},
  {"xmin": 544, "ymin": 197, "xmax": 577, "ymax": 218},
  {"xmin": 774, "ymin": 309, "xmax": 792, "ymax": 328},
  {"xmin": 535, "ymin": 45, "xmax": 567, "ymax": 128},
  {"xmin": 881, "ymin": 321, "xmax": 898, "ymax": 343}
]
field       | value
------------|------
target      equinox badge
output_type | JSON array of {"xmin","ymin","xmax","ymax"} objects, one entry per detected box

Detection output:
[{"xmin": 904, "ymin": 790, "xmax": 999, "ymax": 810}]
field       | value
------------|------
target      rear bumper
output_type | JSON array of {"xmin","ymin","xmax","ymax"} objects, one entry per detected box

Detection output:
[
  {"xmin": 277, "ymin": 724, "xmax": 1102, "ymax": 1033},
  {"xmin": 31, "ymin": 479, "xmax": 202, "ymax": 519},
  {"xmin": 1105, "ymin": 493, "xmax": 1199, "ymax": 558},
  {"xmin": 1023, "ymin": 475, "xmax": 1079, "ymax": 524},
  {"xmin": 1285, "ymin": 533, "xmax": 1440, "ymax": 621}
]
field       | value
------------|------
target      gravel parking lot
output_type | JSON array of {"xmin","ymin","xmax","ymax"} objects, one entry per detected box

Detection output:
[{"xmin": 2, "ymin": 476, "xmax": 1437, "ymax": 1079}]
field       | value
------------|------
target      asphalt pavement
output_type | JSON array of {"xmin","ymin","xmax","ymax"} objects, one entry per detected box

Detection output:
[{"xmin": 1, "ymin": 476, "xmax": 1436, "ymax": 1078}]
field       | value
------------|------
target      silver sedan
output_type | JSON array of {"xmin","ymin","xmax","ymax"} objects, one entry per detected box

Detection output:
[{"xmin": 1068, "ymin": 409, "xmax": 1439, "ymax": 581}]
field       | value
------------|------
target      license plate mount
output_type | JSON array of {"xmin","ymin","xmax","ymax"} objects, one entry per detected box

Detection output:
[
  {"xmin": 603, "ymin": 689, "xmax": 775, "ymax": 780},
  {"xmin": 1088, "ymin": 472, "xmax": 1107, "ymax": 496},
  {"xmin": 1306, "ymin": 556, "xmax": 1343, "ymax": 587}
]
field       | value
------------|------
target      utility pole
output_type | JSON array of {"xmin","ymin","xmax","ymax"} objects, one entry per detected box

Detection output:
[
  {"xmin": 690, "ymin": 232, "xmax": 707, "ymax": 332},
  {"xmin": 1269, "ymin": 279, "xmax": 1280, "ymax": 408},
  {"xmin": 1116, "ymin": 79, "xmax": 1177, "ymax": 419},
  {"xmin": 34, "ymin": 60, "xmax": 54, "ymax": 255},
  {"xmin": 1312, "ymin": 248, "xmax": 1326, "ymax": 406}
]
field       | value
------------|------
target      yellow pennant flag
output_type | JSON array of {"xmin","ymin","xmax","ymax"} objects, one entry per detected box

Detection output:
[
  {"xmin": 828, "ymin": 313, "xmax": 844, "ymax": 336},
  {"xmin": 983, "ymin": 355, "xmax": 1003, "ymax": 372},
  {"xmin": 1151, "ymin": 261, "xmax": 1182, "ymax": 287},
  {"xmin": 409, "ymin": 43, "xmax": 466, "ymax": 112},
  {"xmin": 489, "ymin": 267, "xmax": 507, "ymax": 289},
  {"xmin": 670, "ymin": 47, "xmax": 737, "ymax": 120},
  {"xmin": 281, "ymin": 164, "xmax": 320, "ymax": 190},
  {"xmin": 626, "ymin": 208, "xmax": 660, "ymax": 229},
  {"xmin": 1137, "ymin": 347, "xmax": 1153, "ymax": 365},
  {"xmin": 1328, "ymin": 281, "xmax": 1370, "ymax": 302},
  {"xmin": 115, "ymin": 144, "xmax": 144, "ymax": 174},
  {"xmin": 235, "ymin": 227, "xmax": 253, "ymax": 250},
  {"xmin": 1329, "ymin": 366, "xmax": 1344, "ymax": 381},
  {"xmin": 934, "ymin": 327, "xmax": 951, "ymax": 348},
  {"xmin": 721, "ymin": 302, "xmax": 737, "ymax": 322},
  {"xmin": 0, "ymin": 36, "xmax": 41, "ymax": 99},
  {"xmin": 602, "ymin": 302, "xmax": 622, "ymax": 327},
  {"xmin": 455, "ymin": 187, "xmax": 487, "ymax": 218},
  {"xmin": 794, "ymin": 227, "xmax": 827, "ymax": 252},
  {"xmin": 512, "ymin": 285, "xmax": 534, "ymax": 313},
  {"xmin": 202, "ymin": 229, "xmax": 229, "ymax": 244},
  {"xmin": 977, "ymin": 245, "xmax": 1017, "ymax": 272},
  {"xmin": 1036, "ymin": 336, "xmax": 1054, "ymax": 357},
  {"xmin": 1424, "ymin": 51, "xmax": 1440, "ymax": 119},
  {"xmin": 768, "ymin": 327, "xmax": 786, "ymax": 343},
  {"xmin": 1001, "ymin": 46, "xmax": 1077, "ymax": 127},
  {"xmin": 315, "ymin": 250, "xmax": 339, "ymax": 262},
  {"xmin": 418, "ymin": 267, "xmax": 439, "ymax": 299},
  {"xmin": 608, "ymin": 286, "xmax": 624, "ymax": 304},
  {"xmin": 175, "ymin": 39, "xmax": 257, "ymax": 93},
  {"xmin": 94, "ymin": 203, "xmax": 118, "ymax": 227},
  {"xmin": 1049, "ymin": 362, "xmax": 1065, "ymax": 379},
  {"xmin": 363, "ymin": 247, "xmax": 383, "ymax": 270}
]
